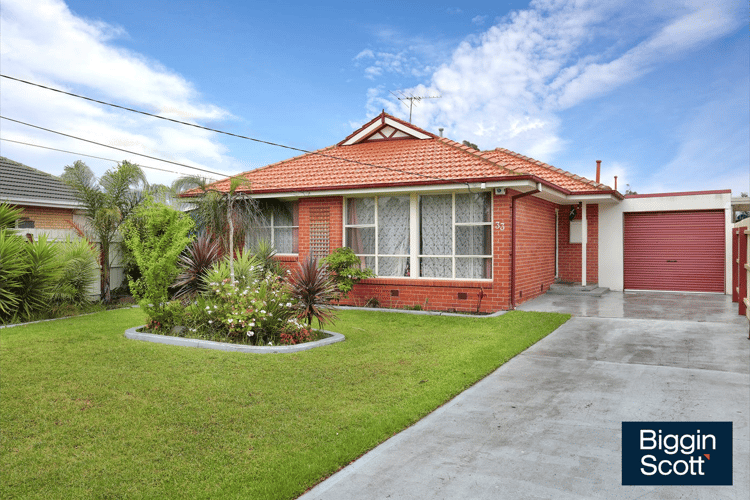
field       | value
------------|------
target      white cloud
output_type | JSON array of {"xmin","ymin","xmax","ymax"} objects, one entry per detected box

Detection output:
[
  {"xmin": 471, "ymin": 15, "xmax": 488, "ymax": 26},
  {"xmin": 0, "ymin": 0, "xmax": 236, "ymax": 185},
  {"xmin": 388, "ymin": 0, "xmax": 744, "ymax": 161}
]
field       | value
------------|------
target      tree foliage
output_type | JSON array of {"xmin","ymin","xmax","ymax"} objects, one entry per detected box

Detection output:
[
  {"xmin": 172, "ymin": 175, "xmax": 259, "ymax": 284},
  {"xmin": 62, "ymin": 160, "xmax": 148, "ymax": 302},
  {"xmin": 321, "ymin": 247, "xmax": 376, "ymax": 297},
  {"xmin": 122, "ymin": 199, "xmax": 194, "ymax": 311}
]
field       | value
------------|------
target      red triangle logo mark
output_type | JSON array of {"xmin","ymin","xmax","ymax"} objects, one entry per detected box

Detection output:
[{"xmin": 704, "ymin": 454, "xmax": 710, "ymax": 460}]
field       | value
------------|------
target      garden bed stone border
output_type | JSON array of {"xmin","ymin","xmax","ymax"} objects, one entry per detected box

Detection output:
[{"xmin": 124, "ymin": 326, "xmax": 344, "ymax": 353}]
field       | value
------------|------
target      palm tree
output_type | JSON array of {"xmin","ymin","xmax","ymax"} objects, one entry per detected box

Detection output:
[
  {"xmin": 62, "ymin": 160, "xmax": 148, "ymax": 302},
  {"xmin": 172, "ymin": 175, "xmax": 257, "ymax": 284}
]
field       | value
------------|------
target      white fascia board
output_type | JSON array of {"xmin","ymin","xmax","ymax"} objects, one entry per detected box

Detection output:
[
  {"xmin": 341, "ymin": 117, "xmax": 432, "ymax": 146},
  {"xmin": 2, "ymin": 196, "xmax": 81, "ymax": 209},
  {"xmin": 340, "ymin": 121, "xmax": 383, "ymax": 146},
  {"xmin": 566, "ymin": 193, "xmax": 621, "ymax": 203},
  {"xmin": 383, "ymin": 117, "xmax": 431, "ymax": 139},
  {"xmin": 247, "ymin": 181, "xmax": 540, "ymax": 199}
]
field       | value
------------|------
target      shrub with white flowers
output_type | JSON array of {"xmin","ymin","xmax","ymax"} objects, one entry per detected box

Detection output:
[{"xmin": 182, "ymin": 274, "xmax": 310, "ymax": 345}]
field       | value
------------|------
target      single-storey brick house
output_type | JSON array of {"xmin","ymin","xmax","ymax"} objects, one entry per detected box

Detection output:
[
  {"xmin": 0, "ymin": 156, "xmax": 81, "ymax": 233},
  {"xmin": 202, "ymin": 112, "xmax": 732, "ymax": 312}
]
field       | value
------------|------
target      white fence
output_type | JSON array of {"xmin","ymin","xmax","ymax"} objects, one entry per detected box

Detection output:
[{"xmin": 16, "ymin": 227, "xmax": 126, "ymax": 299}]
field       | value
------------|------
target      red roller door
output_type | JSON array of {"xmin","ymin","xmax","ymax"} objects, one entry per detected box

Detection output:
[{"xmin": 623, "ymin": 210, "xmax": 725, "ymax": 292}]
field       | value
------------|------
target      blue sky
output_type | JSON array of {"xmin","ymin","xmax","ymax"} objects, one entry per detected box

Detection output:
[{"xmin": 1, "ymin": 0, "xmax": 747, "ymax": 195}]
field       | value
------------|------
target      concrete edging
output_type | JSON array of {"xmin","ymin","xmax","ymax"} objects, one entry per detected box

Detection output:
[{"xmin": 124, "ymin": 326, "xmax": 344, "ymax": 353}]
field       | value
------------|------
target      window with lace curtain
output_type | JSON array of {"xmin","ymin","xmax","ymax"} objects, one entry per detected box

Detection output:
[
  {"xmin": 420, "ymin": 192, "xmax": 492, "ymax": 279},
  {"xmin": 247, "ymin": 201, "xmax": 299, "ymax": 254},
  {"xmin": 345, "ymin": 196, "xmax": 410, "ymax": 277},
  {"xmin": 345, "ymin": 192, "xmax": 492, "ymax": 280}
]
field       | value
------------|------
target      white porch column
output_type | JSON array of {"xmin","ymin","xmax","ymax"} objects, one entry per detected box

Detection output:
[
  {"xmin": 581, "ymin": 202, "xmax": 587, "ymax": 286},
  {"xmin": 410, "ymin": 192, "xmax": 419, "ymax": 278}
]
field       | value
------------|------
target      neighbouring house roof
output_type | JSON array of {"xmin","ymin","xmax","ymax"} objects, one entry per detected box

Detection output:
[
  {"xmin": 190, "ymin": 112, "xmax": 618, "ymax": 198},
  {"xmin": 0, "ymin": 156, "xmax": 79, "ymax": 208}
]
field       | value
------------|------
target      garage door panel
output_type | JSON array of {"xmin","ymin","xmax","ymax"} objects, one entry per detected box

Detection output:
[{"xmin": 623, "ymin": 210, "xmax": 724, "ymax": 292}]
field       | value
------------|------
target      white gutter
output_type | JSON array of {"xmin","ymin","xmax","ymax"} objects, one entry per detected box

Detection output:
[{"xmin": 1, "ymin": 196, "xmax": 81, "ymax": 209}]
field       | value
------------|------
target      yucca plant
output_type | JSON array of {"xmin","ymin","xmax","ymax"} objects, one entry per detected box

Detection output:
[
  {"xmin": 16, "ymin": 235, "xmax": 61, "ymax": 320},
  {"xmin": 0, "ymin": 202, "xmax": 24, "ymax": 230},
  {"xmin": 288, "ymin": 254, "xmax": 338, "ymax": 328},
  {"xmin": 202, "ymin": 250, "xmax": 264, "ymax": 290},
  {"xmin": 173, "ymin": 232, "xmax": 223, "ymax": 300},
  {"xmin": 252, "ymin": 239, "xmax": 283, "ymax": 277},
  {"xmin": 51, "ymin": 236, "xmax": 99, "ymax": 307},
  {"xmin": 0, "ymin": 230, "xmax": 26, "ymax": 320}
]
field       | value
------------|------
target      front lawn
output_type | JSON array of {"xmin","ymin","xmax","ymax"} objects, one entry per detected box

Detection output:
[{"xmin": 1, "ymin": 307, "xmax": 569, "ymax": 499}]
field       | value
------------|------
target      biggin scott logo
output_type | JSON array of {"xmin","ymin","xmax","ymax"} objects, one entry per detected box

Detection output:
[{"xmin": 622, "ymin": 422, "xmax": 732, "ymax": 486}]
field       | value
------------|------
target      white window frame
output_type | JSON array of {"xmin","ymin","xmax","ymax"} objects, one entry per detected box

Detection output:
[
  {"xmin": 344, "ymin": 195, "xmax": 411, "ymax": 277},
  {"xmin": 344, "ymin": 191, "xmax": 493, "ymax": 280},
  {"xmin": 250, "ymin": 201, "xmax": 299, "ymax": 255},
  {"xmin": 419, "ymin": 192, "xmax": 493, "ymax": 280}
]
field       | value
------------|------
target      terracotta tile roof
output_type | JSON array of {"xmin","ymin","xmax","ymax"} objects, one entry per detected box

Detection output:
[
  {"xmin": 191, "ymin": 112, "xmax": 614, "ymax": 197},
  {"xmin": 481, "ymin": 148, "xmax": 611, "ymax": 192},
  {"xmin": 202, "ymin": 137, "xmax": 521, "ymax": 195}
]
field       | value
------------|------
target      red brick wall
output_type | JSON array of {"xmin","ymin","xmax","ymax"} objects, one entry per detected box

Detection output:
[
  {"xmin": 15, "ymin": 205, "xmax": 75, "ymax": 230},
  {"xmin": 341, "ymin": 277, "xmax": 495, "ymax": 313},
  {"xmin": 558, "ymin": 204, "xmax": 598, "ymax": 283},
  {"xmin": 341, "ymin": 191, "xmax": 512, "ymax": 313},
  {"xmin": 279, "ymin": 193, "xmax": 598, "ymax": 312},
  {"xmin": 513, "ymin": 195, "xmax": 557, "ymax": 305},
  {"xmin": 297, "ymin": 197, "xmax": 343, "ymax": 260}
]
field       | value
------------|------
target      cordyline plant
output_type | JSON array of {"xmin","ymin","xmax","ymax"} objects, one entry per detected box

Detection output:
[
  {"xmin": 288, "ymin": 254, "xmax": 338, "ymax": 328},
  {"xmin": 172, "ymin": 232, "xmax": 223, "ymax": 300}
]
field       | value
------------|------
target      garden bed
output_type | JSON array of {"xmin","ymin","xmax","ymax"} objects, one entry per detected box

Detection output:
[{"xmin": 125, "ymin": 325, "xmax": 344, "ymax": 353}]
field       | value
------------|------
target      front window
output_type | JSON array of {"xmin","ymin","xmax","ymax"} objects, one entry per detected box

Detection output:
[
  {"xmin": 345, "ymin": 196, "xmax": 410, "ymax": 277},
  {"xmin": 345, "ymin": 191, "xmax": 492, "ymax": 280},
  {"xmin": 248, "ymin": 201, "xmax": 299, "ymax": 254},
  {"xmin": 420, "ymin": 192, "xmax": 491, "ymax": 279}
]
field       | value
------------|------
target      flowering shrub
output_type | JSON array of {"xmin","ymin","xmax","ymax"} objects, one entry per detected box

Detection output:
[
  {"xmin": 279, "ymin": 327, "xmax": 314, "ymax": 345},
  {"xmin": 143, "ymin": 300, "xmax": 185, "ymax": 334},
  {"xmin": 179, "ymin": 273, "xmax": 308, "ymax": 345}
]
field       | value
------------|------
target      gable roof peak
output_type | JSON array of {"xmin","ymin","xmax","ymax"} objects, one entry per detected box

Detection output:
[{"xmin": 338, "ymin": 111, "xmax": 437, "ymax": 146}]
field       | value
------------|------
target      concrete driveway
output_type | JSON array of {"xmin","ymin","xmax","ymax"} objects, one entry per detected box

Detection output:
[{"xmin": 300, "ymin": 292, "xmax": 749, "ymax": 499}]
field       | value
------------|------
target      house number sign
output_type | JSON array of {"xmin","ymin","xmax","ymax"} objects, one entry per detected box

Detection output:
[{"xmin": 495, "ymin": 222, "xmax": 505, "ymax": 230}]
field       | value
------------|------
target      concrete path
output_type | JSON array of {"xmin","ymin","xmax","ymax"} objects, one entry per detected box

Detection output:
[{"xmin": 299, "ymin": 292, "xmax": 749, "ymax": 499}]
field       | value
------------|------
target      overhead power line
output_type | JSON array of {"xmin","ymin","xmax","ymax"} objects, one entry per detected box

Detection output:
[
  {"xmin": 0, "ymin": 137, "xmax": 191, "ymax": 176},
  {"xmin": 0, "ymin": 115, "xmax": 227, "ymax": 178},
  {"xmin": 1, "ymin": 74, "xmax": 463, "ymax": 185}
]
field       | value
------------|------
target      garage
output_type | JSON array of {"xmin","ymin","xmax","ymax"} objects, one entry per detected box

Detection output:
[{"xmin": 623, "ymin": 210, "xmax": 725, "ymax": 292}]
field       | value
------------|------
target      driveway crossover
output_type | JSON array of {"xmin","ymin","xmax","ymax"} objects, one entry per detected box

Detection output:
[{"xmin": 300, "ymin": 292, "xmax": 749, "ymax": 499}]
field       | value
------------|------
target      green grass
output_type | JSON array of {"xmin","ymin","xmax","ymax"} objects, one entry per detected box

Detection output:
[{"xmin": 1, "ymin": 307, "xmax": 569, "ymax": 499}]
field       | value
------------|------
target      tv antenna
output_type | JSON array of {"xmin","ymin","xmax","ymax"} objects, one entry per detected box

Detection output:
[{"xmin": 390, "ymin": 91, "xmax": 441, "ymax": 122}]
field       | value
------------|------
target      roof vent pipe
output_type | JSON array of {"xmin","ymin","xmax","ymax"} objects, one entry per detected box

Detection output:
[
  {"xmin": 438, "ymin": 128, "xmax": 444, "ymax": 137},
  {"xmin": 596, "ymin": 160, "xmax": 601, "ymax": 184}
]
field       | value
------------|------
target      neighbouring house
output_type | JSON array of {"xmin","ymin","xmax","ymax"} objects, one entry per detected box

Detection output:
[
  {"xmin": 192, "ymin": 112, "xmax": 732, "ymax": 312},
  {"xmin": 0, "ymin": 156, "xmax": 80, "ymax": 237},
  {"xmin": 0, "ymin": 156, "xmax": 126, "ymax": 296}
]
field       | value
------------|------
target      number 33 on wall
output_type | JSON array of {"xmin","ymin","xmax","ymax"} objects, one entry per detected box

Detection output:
[{"xmin": 495, "ymin": 222, "xmax": 505, "ymax": 230}]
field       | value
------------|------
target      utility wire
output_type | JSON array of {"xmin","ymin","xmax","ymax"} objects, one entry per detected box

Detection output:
[
  {"xmin": 0, "ymin": 116, "xmax": 227, "ymax": 178},
  {"xmin": 0, "ymin": 137, "xmax": 189, "ymax": 176},
  {"xmin": 1, "ymin": 74, "xmax": 465, "ymax": 185},
  {"xmin": 0, "ymin": 125, "xmax": 305, "ymax": 195}
]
